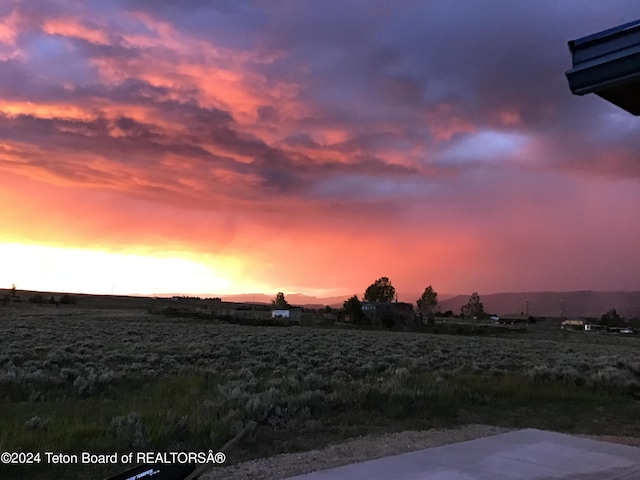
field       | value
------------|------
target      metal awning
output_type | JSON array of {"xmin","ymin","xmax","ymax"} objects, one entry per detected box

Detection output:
[{"xmin": 566, "ymin": 19, "xmax": 640, "ymax": 115}]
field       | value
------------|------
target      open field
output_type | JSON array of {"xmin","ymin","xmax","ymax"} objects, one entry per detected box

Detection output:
[{"xmin": 1, "ymin": 302, "xmax": 640, "ymax": 479}]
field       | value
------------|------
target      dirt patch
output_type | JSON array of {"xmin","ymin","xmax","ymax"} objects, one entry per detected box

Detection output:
[{"xmin": 202, "ymin": 424, "xmax": 512, "ymax": 480}]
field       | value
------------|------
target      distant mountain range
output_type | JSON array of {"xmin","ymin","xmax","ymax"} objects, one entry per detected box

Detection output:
[
  {"xmin": 216, "ymin": 293, "xmax": 350, "ymax": 309},
  {"xmin": 438, "ymin": 291, "xmax": 640, "ymax": 318},
  {"xmin": 8, "ymin": 288, "xmax": 638, "ymax": 318},
  {"xmin": 217, "ymin": 290, "xmax": 640, "ymax": 318}
]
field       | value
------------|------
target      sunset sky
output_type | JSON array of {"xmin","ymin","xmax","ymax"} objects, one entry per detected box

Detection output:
[{"xmin": 1, "ymin": 1, "xmax": 639, "ymax": 300}]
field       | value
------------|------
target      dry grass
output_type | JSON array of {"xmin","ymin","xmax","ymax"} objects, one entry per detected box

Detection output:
[{"xmin": 1, "ymin": 299, "xmax": 640, "ymax": 479}]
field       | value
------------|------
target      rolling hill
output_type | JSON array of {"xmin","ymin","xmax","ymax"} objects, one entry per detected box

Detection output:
[{"xmin": 438, "ymin": 291, "xmax": 640, "ymax": 318}]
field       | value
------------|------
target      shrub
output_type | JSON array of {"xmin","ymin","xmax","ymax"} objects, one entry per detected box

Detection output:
[
  {"xmin": 24, "ymin": 416, "xmax": 50, "ymax": 431},
  {"xmin": 29, "ymin": 294, "xmax": 44, "ymax": 305},
  {"xmin": 59, "ymin": 294, "xmax": 77, "ymax": 305},
  {"xmin": 111, "ymin": 411, "xmax": 150, "ymax": 449}
]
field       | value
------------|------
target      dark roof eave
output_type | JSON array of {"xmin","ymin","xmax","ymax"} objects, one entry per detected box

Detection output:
[{"xmin": 566, "ymin": 19, "xmax": 640, "ymax": 115}]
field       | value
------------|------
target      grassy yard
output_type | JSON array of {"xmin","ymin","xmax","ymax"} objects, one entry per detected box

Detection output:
[{"xmin": 1, "ymin": 304, "xmax": 639, "ymax": 479}]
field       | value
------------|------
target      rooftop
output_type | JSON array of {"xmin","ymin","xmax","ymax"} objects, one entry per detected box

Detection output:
[{"xmin": 566, "ymin": 19, "xmax": 640, "ymax": 115}]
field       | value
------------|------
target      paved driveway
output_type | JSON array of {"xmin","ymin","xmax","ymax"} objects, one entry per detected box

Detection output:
[{"xmin": 284, "ymin": 429, "xmax": 640, "ymax": 480}]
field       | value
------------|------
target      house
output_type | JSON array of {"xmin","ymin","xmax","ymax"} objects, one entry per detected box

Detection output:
[
  {"xmin": 271, "ymin": 308, "xmax": 303, "ymax": 321},
  {"xmin": 561, "ymin": 319, "xmax": 585, "ymax": 331},
  {"xmin": 584, "ymin": 324, "xmax": 607, "ymax": 332}
]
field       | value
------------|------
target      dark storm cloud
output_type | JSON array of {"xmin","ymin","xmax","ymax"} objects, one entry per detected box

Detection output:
[
  {"xmin": 237, "ymin": 0, "xmax": 640, "ymax": 177},
  {"xmin": 0, "ymin": 59, "xmax": 30, "ymax": 93},
  {"xmin": 2, "ymin": 0, "xmax": 639, "ymax": 196},
  {"xmin": 118, "ymin": 0, "xmax": 268, "ymax": 50}
]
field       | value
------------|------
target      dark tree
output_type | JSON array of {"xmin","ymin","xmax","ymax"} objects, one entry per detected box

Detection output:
[
  {"xmin": 417, "ymin": 285, "xmax": 438, "ymax": 325},
  {"xmin": 364, "ymin": 277, "xmax": 396, "ymax": 303},
  {"xmin": 343, "ymin": 295, "xmax": 364, "ymax": 324},
  {"xmin": 600, "ymin": 308, "xmax": 623, "ymax": 327},
  {"xmin": 60, "ymin": 294, "xmax": 77, "ymax": 305},
  {"xmin": 271, "ymin": 292, "xmax": 291, "ymax": 309},
  {"xmin": 29, "ymin": 294, "xmax": 44, "ymax": 304},
  {"xmin": 461, "ymin": 292, "xmax": 484, "ymax": 319}
]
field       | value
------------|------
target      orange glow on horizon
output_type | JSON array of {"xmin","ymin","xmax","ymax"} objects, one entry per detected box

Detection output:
[{"xmin": 0, "ymin": 243, "xmax": 237, "ymax": 296}]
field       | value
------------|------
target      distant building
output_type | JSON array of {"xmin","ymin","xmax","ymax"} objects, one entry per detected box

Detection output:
[
  {"xmin": 561, "ymin": 319, "xmax": 586, "ymax": 331},
  {"xmin": 271, "ymin": 308, "xmax": 302, "ymax": 320},
  {"xmin": 584, "ymin": 324, "xmax": 606, "ymax": 332},
  {"xmin": 272, "ymin": 309, "xmax": 290, "ymax": 319}
]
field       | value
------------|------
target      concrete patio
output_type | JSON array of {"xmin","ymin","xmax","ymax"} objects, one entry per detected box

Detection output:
[{"xmin": 284, "ymin": 429, "xmax": 640, "ymax": 480}]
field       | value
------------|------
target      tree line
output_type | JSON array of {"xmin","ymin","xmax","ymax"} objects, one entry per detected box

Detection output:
[
  {"xmin": 271, "ymin": 277, "xmax": 486, "ymax": 326},
  {"xmin": 340, "ymin": 276, "xmax": 485, "ymax": 325}
]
